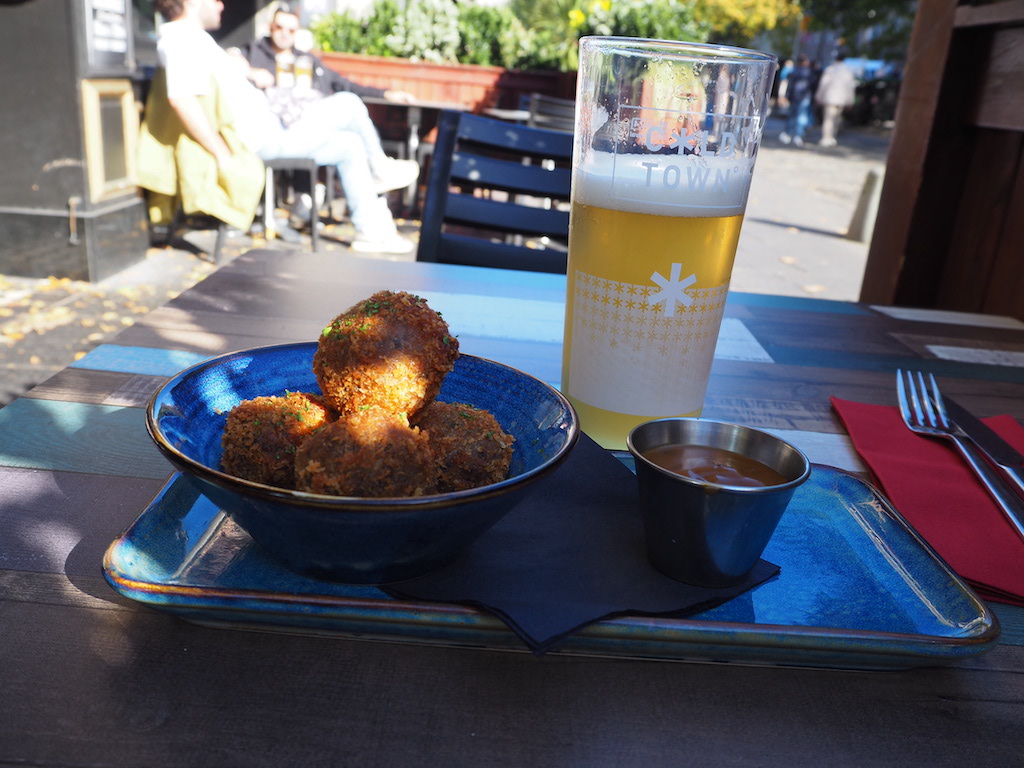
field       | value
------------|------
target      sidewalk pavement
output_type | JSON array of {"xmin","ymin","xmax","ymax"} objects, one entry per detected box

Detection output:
[
  {"xmin": 0, "ymin": 117, "xmax": 889, "ymax": 407},
  {"xmin": 732, "ymin": 113, "xmax": 890, "ymax": 300}
]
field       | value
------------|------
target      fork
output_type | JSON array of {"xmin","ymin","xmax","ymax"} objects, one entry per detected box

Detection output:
[{"xmin": 897, "ymin": 370, "xmax": 1024, "ymax": 542}]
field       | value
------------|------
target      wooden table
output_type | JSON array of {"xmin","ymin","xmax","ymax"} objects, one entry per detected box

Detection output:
[{"xmin": 3, "ymin": 249, "xmax": 1024, "ymax": 766}]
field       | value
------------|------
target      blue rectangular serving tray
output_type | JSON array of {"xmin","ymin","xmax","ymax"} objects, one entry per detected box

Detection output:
[{"xmin": 103, "ymin": 465, "xmax": 999, "ymax": 669}]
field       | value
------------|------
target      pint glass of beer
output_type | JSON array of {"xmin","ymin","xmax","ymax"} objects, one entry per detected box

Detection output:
[{"xmin": 562, "ymin": 38, "xmax": 778, "ymax": 449}]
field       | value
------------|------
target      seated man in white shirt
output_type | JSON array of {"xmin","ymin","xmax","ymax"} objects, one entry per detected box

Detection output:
[{"xmin": 153, "ymin": 0, "xmax": 414, "ymax": 254}]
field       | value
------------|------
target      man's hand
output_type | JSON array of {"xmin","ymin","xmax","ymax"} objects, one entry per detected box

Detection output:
[
  {"xmin": 384, "ymin": 89, "xmax": 417, "ymax": 105},
  {"xmin": 249, "ymin": 67, "xmax": 276, "ymax": 90},
  {"xmin": 226, "ymin": 47, "xmax": 275, "ymax": 90},
  {"xmin": 167, "ymin": 95, "xmax": 234, "ymax": 167}
]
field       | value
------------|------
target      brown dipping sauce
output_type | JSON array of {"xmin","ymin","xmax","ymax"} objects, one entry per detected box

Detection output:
[{"xmin": 643, "ymin": 444, "xmax": 787, "ymax": 488}]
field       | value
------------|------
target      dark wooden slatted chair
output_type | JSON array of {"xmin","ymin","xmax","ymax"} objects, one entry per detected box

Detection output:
[
  {"xmin": 417, "ymin": 110, "xmax": 573, "ymax": 274},
  {"xmin": 526, "ymin": 93, "xmax": 576, "ymax": 133},
  {"xmin": 861, "ymin": 0, "xmax": 1024, "ymax": 321}
]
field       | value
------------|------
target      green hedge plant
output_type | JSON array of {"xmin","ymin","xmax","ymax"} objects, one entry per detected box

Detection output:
[{"xmin": 311, "ymin": 0, "xmax": 713, "ymax": 72}]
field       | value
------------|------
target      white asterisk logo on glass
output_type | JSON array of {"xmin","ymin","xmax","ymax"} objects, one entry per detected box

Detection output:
[{"xmin": 649, "ymin": 263, "xmax": 697, "ymax": 317}]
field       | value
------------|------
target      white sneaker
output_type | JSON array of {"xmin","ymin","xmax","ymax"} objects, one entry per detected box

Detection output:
[
  {"xmin": 373, "ymin": 158, "xmax": 420, "ymax": 194},
  {"xmin": 779, "ymin": 131, "xmax": 792, "ymax": 145},
  {"xmin": 793, "ymin": 136, "xmax": 804, "ymax": 148},
  {"xmin": 289, "ymin": 193, "xmax": 314, "ymax": 230},
  {"xmin": 351, "ymin": 233, "xmax": 416, "ymax": 255},
  {"xmin": 819, "ymin": 137, "xmax": 837, "ymax": 147}
]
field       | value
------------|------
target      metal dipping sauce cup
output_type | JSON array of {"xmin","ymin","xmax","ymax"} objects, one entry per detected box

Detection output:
[{"xmin": 627, "ymin": 418, "xmax": 810, "ymax": 588}]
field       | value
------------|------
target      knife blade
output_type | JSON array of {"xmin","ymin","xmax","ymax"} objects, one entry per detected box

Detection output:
[{"xmin": 944, "ymin": 396, "xmax": 1024, "ymax": 499}]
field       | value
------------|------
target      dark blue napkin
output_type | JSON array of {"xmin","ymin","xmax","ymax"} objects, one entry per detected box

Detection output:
[{"xmin": 387, "ymin": 432, "xmax": 780, "ymax": 654}]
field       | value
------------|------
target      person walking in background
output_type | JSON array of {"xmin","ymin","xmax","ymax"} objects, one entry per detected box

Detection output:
[
  {"xmin": 778, "ymin": 56, "xmax": 814, "ymax": 148},
  {"xmin": 774, "ymin": 58, "xmax": 793, "ymax": 115},
  {"xmin": 815, "ymin": 54, "xmax": 858, "ymax": 148}
]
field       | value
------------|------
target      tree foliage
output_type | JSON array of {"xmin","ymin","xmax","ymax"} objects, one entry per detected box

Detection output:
[
  {"xmin": 457, "ymin": 4, "xmax": 531, "ymax": 69},
  {"xmin": 311, "ymin": 0, "xmax": 917, "ymax": 71},
  {"xmin": 693, "ymin": 0, "xmax": 801, "ymax": 46},
  {"xmin": 509, "ymin": 0, "xmax": 713, "ymax": 70},
  {"xmin": 311, "ymin": 0, "xmax": 403, "ymax": 57},
  {"xmin": 798, "ymin": 0, "xmax": 917, "ymax": 60},
  {"xmin": 384, "ymin": 0, "xmax": 461, "ymax": 63}
]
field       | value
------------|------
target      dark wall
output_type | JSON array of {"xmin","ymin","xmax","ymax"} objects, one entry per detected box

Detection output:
[
  {"xmin": 0, "ymin": 0, "xmax": 85, "ymax": 210},
  {"xmin": 216, "ymin": 0, "xmax": 265, "ymax": 50},
  {"xmin": 0, "ymin": 0, "xmax": 148, "ymax": 281}
]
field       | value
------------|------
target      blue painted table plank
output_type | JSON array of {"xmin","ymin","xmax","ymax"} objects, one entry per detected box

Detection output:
[
  {"xmin": 70, "ymin": 345, "xmax": 211, "ymax": 376},
  {"xmin": 991, "ymin": 604, "xmax": 1024, "ymax": 646},
  {"xmin": 766, "ymin": 346, "xmax": 1024, "ymax": 383},
  {"xmin": 0, "ymin": 399, "xmax": 172, "ymax": 480},
  {"xmin": 727, "ymin": 292, "xmax": 873, "ymax": 315}
]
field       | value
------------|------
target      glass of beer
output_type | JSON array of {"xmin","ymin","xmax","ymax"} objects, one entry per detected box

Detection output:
[{"xmin": 562, "ymin": 37, "xmax": 778, "ymax": 449}]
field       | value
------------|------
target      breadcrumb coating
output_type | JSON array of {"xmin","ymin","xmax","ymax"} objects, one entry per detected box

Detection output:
[
  {"xmin": 313, "ymin": 291, "xmax": 459, "ymax": 420},
  {"xmin": 294, "ymin": 407, "xmax": 439, "ymax": 497},
  {"xmin": 414, "ymin": 401, "xmax": 514, "ymax": 492},
  {"xmin": 218, "ymin": 293, "xmax": 517, "ymax": 497},
  {"xmin": 221, "ymin": 392, "xmax": 336, "ymax": 488}
]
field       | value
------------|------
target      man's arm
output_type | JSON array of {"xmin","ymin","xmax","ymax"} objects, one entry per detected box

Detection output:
[
  {"xmin": 316, "ymin": 59, "xmax": 416, "ymax": 104},
  {"xmin": 166, "ymin": 94, "xmax": 233, "ymax": 166},
  {"xmin": 228, "ymin": 45, "xmax": 276, "ymax": 90},
  {"xmin": 311, "ymin": 54, "xmax": 386, "ymax": 99}
]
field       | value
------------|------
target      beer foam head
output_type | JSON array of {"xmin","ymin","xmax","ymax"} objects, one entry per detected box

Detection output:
[{"xmin": 575, "ymin": 150, "xmax": 752, "ymax": 218}]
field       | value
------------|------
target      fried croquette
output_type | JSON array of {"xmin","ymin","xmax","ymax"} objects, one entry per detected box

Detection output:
[
  {"xmin": 221, "ymin": 392, "xmax": 336, "ymax": 488},
  {"xmin": 313, "ymin": 291, "xmax": 459, "ymax": 420},
  {"xmin": 414, "ymin": 401, "xmax": 514, "ymax": 492},
  {"xmin": 293, "ymin": 407, "xmax": 439, "ymax": 497}
]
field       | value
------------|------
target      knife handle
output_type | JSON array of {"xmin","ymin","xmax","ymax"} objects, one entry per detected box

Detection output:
[{"xmin": 951, "ymin": 436, "xmax": 1024, "ymax": 543}]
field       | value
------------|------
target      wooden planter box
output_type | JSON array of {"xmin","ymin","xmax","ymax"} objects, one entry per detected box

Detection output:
[
  {"xmin": 319, "ymin": 52, "xmax": 576, "ymax": 111},
  {"xmin": 319, "ymin": 52, "xmax": 577, "ymax": 189}
]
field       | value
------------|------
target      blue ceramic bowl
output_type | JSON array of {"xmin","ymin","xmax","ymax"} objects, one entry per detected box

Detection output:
[{"xmin": 147, "ymin": 342, "xmax": 579, "ymax": 584}]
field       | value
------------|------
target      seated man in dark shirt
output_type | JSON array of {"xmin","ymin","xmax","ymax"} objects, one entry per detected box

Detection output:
[
  {"xmin": 241, "ymin": 3, "xmax": 414, "ymax": 105},
  {"xmin": 233, "ymin": 3, "xmax": 418, "ymax": 244}
]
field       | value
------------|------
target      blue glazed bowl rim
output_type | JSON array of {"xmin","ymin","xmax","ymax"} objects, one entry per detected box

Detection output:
[{"xmin": 146, "ymin": 342, "xmax": 580, "ymax": 512}]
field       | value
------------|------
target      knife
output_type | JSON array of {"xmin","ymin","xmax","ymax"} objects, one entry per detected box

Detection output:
[{"xmin": 944, "ymin": 396, "xmax": 1024, "ymax": 499}]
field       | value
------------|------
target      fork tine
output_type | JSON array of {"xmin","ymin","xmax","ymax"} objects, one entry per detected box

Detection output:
[
  {"xmin": 896, "ymin": 369, "xmax": 920, "ymax": 425},
  {"xmin": 903, "ymin": 369, "xmax": 926, "ymax": 425},
  {"xmin": 916, "ymin": 371, "xmax": 938, "ymax": 427},
  {"xmin": 896, "ymin": 371, "xmax": 1024, "ymax": 540},
  {"xmin": 926, "ymin": 373, "xmax": 951, "ymax": 429},
  {"xmin": 896, "ymin": 369, "xmax": 910, "ymax": 421}
]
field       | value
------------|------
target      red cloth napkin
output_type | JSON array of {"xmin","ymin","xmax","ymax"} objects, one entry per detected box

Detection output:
[{"xmin": 832, "ymin": 397, "xmax": 1024, "ymax": 606}]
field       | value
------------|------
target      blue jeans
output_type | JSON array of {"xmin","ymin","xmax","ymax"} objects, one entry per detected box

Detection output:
[
  {"xmin": 784, "ymin": 97, "xmax": 812, "ymax": 139},
  {"xmin": 258, "ymin": 92, "xmax": 395, "ymax": 238}
]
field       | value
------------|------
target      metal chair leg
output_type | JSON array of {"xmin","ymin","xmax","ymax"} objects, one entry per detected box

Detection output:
[
  {"xmin": 264, "ymin": 166, "xmax": 276, "ymax": 239},
  {"xmin": 212, "ymin": 221, "xmax": 227, "ymax": 265},
  {"xmin": 324, "ymin": 166, "xmax": 335, "ymax": 215},
  {"xmin": 308, "ymin": 166, "xmax": 319, "ymax": 252}
]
